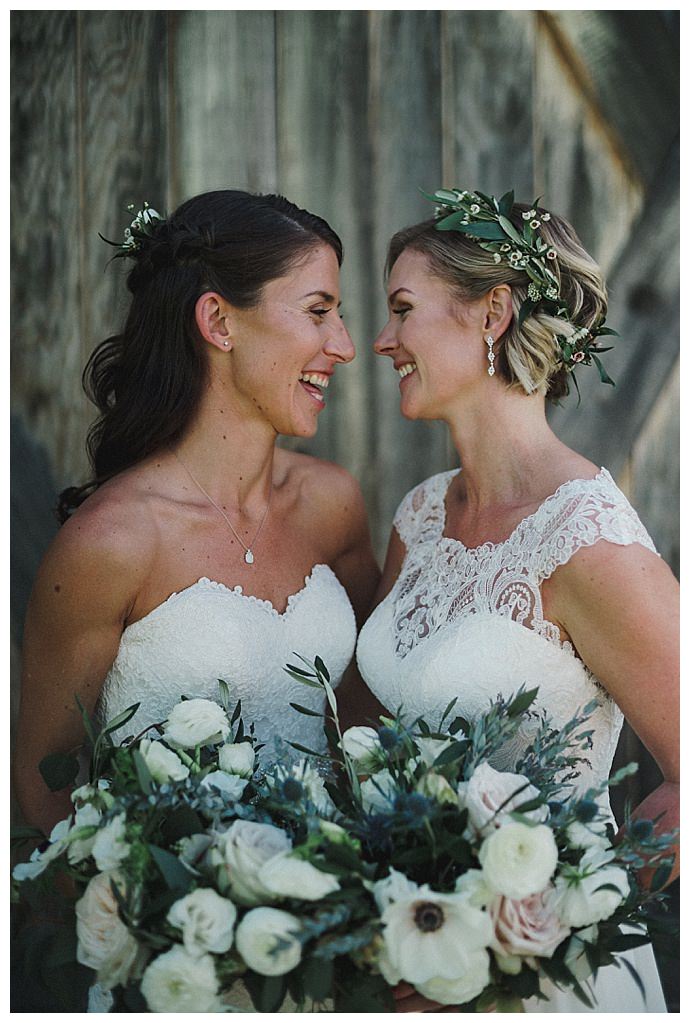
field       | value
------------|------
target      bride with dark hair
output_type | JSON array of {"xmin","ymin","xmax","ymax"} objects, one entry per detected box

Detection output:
[{"xmin": 15, "ymin": 189, "xmax": 381, "ymax": 837}]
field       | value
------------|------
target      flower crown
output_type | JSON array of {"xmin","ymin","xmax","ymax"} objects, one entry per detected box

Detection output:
[
  {"xmin": 422, "ymin": 187, "xmax": 616, "ymax": 395},
  {"xmin": 99, "ymin": 201, "xmax": 164, "ymax": 258}
]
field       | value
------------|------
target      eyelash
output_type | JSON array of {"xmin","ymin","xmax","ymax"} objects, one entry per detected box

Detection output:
[
  {"xmin": 310, "ymin": 308, "xmax": 329, "ymax": 318},
  {"xmin": 392, "ymin": 306, "xmax": 411, "ymax": 317}
]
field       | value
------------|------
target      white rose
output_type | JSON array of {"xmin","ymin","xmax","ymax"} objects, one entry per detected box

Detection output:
[
  {"xmin": 554, "ymin": 850, "xmax": 629, "ymax": 928},
  {"xmin": 235, "ymin": 907, "xmax": 303, "ymax": 976},
  {"xmin": 414, "ymin": 736, "xmax": 453, "ymax": 768},
  {"xmin": 211, "ymin": 819, "xmax": 292, "ymax": 905},
  {"xmin": 92, "ymin": 814, "xmax": 130, "ymax": 872},
  {"xmin": 12, "ymin": 817, "xmax": 72, "ymax": 881},
  {"xmin": 416, "ymin": 949, "xmax": 491, "ymax": 1005},
  {"xmin": 167, "ymin": 888, "xmax": 237, "ymax": 957},
  {"xmin": 416, "ymin": 771, "xmax": 457, "ymax": 805},
  {"xmin": 259, "ymin": 852, "xmax": 341, "ymax": 901},
  {"xmin": 463, "ymin": 762, "xmax": 547, "ymax": 836},
  {"xmin": 163, "ymin": 698, "xmax": 230, "ymax": 749},
  {"xmin": 139, "ymin": 738, "xmax": 189, "ymax": 783},
  {"xmin": 140, "ymin": 945, "xmax": 221, "ymax": 1012},
  {"xmin": 360, "ymin": 770, "xmax": 398, "ymax": 813},
  {"xmin": 67, "ymin": 803, "xmax": 102, "ymax": 864},
  {"xmin": 490, "ymin": 886, "xmax": 570, "ymax": 959},
  {"xmin": 76, "ymin": 872, "xmax": 144, "ymax": 990},
  {"xmin": 341, "ymin": 725, "xmax": 381, "ymax": 770},
  {"xmin": 378, "ymin": 878, "xmax": 493, "ymax": 996},
  {"xmin": 479, "ymin": 823, "xmax": 558, "ymax": 899},
  {"xmin": 200, "ymin": 770, "xmax": 248, "ymax": 800},
  {"xmin": 564, "ymin": 924, "xmax": 599, "ymax": 981},
  {"xmin": 218, "ymin": 741, "xmax": 255, "ymax": 778}
]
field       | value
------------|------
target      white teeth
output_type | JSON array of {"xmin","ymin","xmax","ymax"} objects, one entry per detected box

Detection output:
[
  {"xmin": 299, "ymin": 372, "xmax": 330, "ymax": 388},
  {"xmin": 398, "ymin": 363, "xmax": 417, "ymax": 378}
]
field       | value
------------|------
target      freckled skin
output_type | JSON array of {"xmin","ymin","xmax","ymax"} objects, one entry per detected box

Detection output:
[{"xmin": 54, "ymin": 585, "xmax": 61, "ymax": 593}]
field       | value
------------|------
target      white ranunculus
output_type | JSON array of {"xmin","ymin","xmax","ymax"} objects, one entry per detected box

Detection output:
[
  {"xmin": 139, "ymin": 738, "xmax": 190, "ymax": 783},
  {"xmin": 167, "ymin": 888, "xmax": 237, "ymax": 957},
  {"xmin": 490, "ymin": 885, "xmax": 571, "ymax": 959},
  {"xmin": 414, "ymin": 736, "xmax": 454, "ymax": 768},
  {"xmin": 373, "ymin": 868, "xmax": 420, "ymax": 913},
  {"xmin": 235, "ymin": 907, "xmax": 303, "ymax": 976},
  {"xmin": 258, "ymin": 852, "xmax": 341, "ymax": 901},
  {"xmin": 416, "ymin": 770, "xmax": 457, "ymax": 805},
  {"xmin": 200, "ymin": 770, "xmax": 248, "ymax": 800},
  {"xmin": 377, "ymin": 877, "xmax": 493, "ymax": 997},
  {"xmin": 163, "ymin": 699, "xmax": 230, "ymax": 749},
  {"xmin": 92, "ymin": 814, "xmax": 130, "ymax": 872},
  {"xmin": 360, "ymin": 770, "xmax": 398, "ymax": 813},
  {"xmin": 140, "ymin": 945, "xmax": 221, "ymax": 1012},
  {"xmin": 479, "ymin": 823, "xmax": 558, "ymax": 900},
  {"xmin": 76, "ymin": 872, "xmax": 144, "ymax": 990},
  {"xmin": 554, "ymin": 849, "xmax": 629, "ymax": 928},
  {"xmin": 564, "ymin": 924, "xmax": 599, "ymax": 981},
  {"xmin": 12, "ymin": 817, "xmax": 72, "ymax": 881},
  {"xmin": 218, "ymin": 741, "xmax": 255, "ymax": 778},
  {"xmin": 416, "ymin": 948, "xmax": 491, "ymax": 1005},
  {"xmin": 463, "ymin": 762, "xmax": 547, "ymax": 836},
  {"xmin": 211, "ymin": 819, "xmax": 292, "ymax": 905},
  {"xmin": 67, "ymin": 803, "xmax": 102, "ymax": 864},
  {"xmin": 340, "ymin": 726, "xmax": 380, "ymax": 770}
]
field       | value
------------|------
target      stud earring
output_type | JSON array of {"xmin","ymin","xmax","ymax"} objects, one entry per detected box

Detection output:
[
  {"xmin": 486, "ymin": 335, "xmax": 495, "ymax": 376},
  {"xmin": 223, "ymin": 340, "xmax": 229, "ymax": 347}
]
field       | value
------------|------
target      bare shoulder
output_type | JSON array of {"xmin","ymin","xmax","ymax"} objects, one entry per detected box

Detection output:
[{"xmin": 279, "ymin": 449, "xmax": 367, "ymax": 520}]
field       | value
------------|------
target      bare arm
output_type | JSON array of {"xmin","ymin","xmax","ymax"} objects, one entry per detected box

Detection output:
[
  {"xmin": 550, "ymin": 541, "xmax": 679, "ymax": 885},
  {"xmin": 13, "ymin": 505, "xmax": 150, "ymax": 834}
]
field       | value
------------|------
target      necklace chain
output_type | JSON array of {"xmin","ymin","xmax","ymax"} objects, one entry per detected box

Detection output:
[{"xmin": 172, "ymin": 448, "xmax": 272, "ymax": 565}]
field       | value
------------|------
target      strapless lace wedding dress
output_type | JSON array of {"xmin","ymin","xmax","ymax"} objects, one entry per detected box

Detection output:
[{"xmin": 357, "ymin": 468, "xmax": 667, "ymax": 1012}]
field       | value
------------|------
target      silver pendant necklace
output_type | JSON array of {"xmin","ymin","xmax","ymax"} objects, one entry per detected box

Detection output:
[{"xmin": 172, "ymin": 448, "xmax": 272, "ymax": 565}]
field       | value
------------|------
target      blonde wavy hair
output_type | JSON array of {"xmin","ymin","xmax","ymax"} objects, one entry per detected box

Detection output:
[{"xmin": 386, "ymin": 203, "xmax": 608, "ymax": 401}]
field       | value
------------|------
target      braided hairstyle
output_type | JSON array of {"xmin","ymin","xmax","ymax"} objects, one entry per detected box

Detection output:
[
  {"xmin": 386, "ymin": 204, "xmax": 607, "ymax": 401},
  {"xmin": 58, "ymin": 190, "xmax": 343, "ymax": 522}
]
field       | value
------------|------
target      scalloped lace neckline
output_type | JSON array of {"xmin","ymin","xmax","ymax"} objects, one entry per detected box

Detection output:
[
  {"xmin": 124, "ymin": 563, "xmax": 333, "ymax": 632},
  {"xmin": 439, "ymin": 467, "xmax": 609, "ymax": 553}
]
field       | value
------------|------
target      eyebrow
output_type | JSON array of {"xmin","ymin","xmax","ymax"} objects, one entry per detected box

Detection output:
[{"xmin": 388, "ymin": 287, "xmax": 414, "ymax": 303}]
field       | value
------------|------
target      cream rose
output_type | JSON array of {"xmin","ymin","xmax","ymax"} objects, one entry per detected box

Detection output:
[
  {"xmin": 140, "ymin": 945, "xmax": 221, "ymax": 1012},
  {"xmin": 167, "ymin": 888, "xmax": 237, "ymax": 957},
  {"xmin": 163, "ymin": 698, "xmax": 230, "ymax": 749},
  {"xmin": 211, "ymin": 819, "xmax": 292, "ymax": 905},
  {"xmin": 490, "ymin": 886, "xmax": 570, "ymax": 959},
  {"xmin": 462, "ymin": 762, "xmax": 547, "ymax": 836},
  {"xmin": 479, "ymin": 823, "xmax": 558, "ymax": 899},
  {"xmin": 218, "ymin": 741, "xmax": 256, "ymax": 778},
  {"xmin": 139, "ymin": 738, "xmax": 190, "ymax": 783},
  {"xmin": 76, "ymin": 871, "xmax": 144, "ymax": 990},
  {"xmin": 235, "ymin": 907, "xmax": 303, "ymax": 976},
  {"xmin": 258, "ymin": 852, "xmax": 341, "ymax": 901}
]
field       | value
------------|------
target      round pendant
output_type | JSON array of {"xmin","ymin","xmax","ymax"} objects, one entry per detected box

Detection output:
[{"xmin": 244, "ymin": 549, "xmax": 255, "ymax": 565}]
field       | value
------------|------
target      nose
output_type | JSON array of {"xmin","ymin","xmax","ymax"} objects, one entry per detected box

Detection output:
[
  {"xmin": 324, "ymin": 314, "xmax": 355, "ymax": 364},
  {"xmin": 373, "ymin": 316, "xmax": 398, "ymax": 357}
]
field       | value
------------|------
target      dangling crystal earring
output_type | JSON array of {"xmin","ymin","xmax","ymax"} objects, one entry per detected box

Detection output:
[{"xmin": 486, "ymin": 335, "xmax": 495, "ymax": 376}]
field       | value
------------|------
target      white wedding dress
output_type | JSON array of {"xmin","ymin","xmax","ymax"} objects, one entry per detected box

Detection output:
[
  {"xmin": 357, "ymin": 467, "xmax": 667, "ymax": 1012},
  {"xmin": 88, "ymin": 564, "xmax": 356, "ymax": 1012}
]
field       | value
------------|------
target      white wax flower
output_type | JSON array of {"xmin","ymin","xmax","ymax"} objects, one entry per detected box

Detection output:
[
  {"xmin": 218, "ymin": 741, "xmax": 255, "ymax": 778},
  {"xmin": 360, "ymin": 770, "xmax": 398, "ymax": 813},
  {"xmin": 163, "ymin": 698, "xmax": 230, "ymax": 749},
  {"xmin": 554, "ymin": 849, "xmax": 629, "ymax": 928},
  {"xmin": 340, "ymin": 725, "xmax": 380, "ymax": 770},
  {"xmin": 235, "ymin": 907, "xmax": 303, "ymax": 976},
  {"xmin": 76, "ymin": 872, "xmax": 143, "ymax": 990},
  {"xmin": 92, "ymin": 813, "xmax": 130, "ymax": 872},
  {"xmin": 167, "ymin": 888, "xmax": 237, "ymax": 958},
  {"xmin": 479, "ymin": 822, "xmax": 558, "ymax": 899},
  {"xmin": 462, "ymin": 762, "xmax": 547, "ymax": 836},
  {"xmin": 258, "ymin": 852, "xmax": 341, "ymax": 901},
  {"xmin": 67, "ymin": 803, "xmax": 102, "ymax": 864},
  {"xmin": 490, "ymin": 886, "xmax": 570, "ymax": 959},
  {"xmin": 377, "ymin": 877, "xmax": 493, "ymax": 997},
  {"xmin": 140, "ymin": 945, "xmax": 221, "ymax": 1012},
  {"xmin": 211, "ymin": 819, "xmax": 292, "ymax": 905},
  {"xmin": 139, "ymin": 738, "xmax": 190, "ymax": 783}
]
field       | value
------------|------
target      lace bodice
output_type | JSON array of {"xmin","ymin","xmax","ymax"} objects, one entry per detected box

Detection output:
[
  {"xmin": 357, "ymin": 468, "xmax": 658, "ymax": 811},
  {"xmin": 96, "ymin": 565, "xmax": 356, "ymax": 760}
]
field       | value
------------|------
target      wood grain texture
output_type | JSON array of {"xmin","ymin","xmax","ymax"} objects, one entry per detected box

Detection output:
[{"xmin": 172, "ymin": 11, "xmax": 277, "ymax": 203}]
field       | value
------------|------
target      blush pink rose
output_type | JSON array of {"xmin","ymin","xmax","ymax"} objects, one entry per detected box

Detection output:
[{"xmin": 490, "ymin": 886, "xmax": 570, "ymax": 960}]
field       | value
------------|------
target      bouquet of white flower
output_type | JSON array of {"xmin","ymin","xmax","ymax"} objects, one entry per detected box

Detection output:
[{"xmin": 12, "ymin": 665, "xmax": 676, "ymax": 1012}]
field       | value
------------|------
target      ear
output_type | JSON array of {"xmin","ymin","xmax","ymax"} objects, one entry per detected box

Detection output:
[
  {"xmin": 194, "ymin": 292, "xmax": 233, "ymax": 351},
  {"xmin": 483, "ymin": 284, "xmax": 513, "ymax": 340}
]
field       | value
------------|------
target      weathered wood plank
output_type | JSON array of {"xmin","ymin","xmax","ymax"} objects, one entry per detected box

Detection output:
[
  {"xmin": 172, "ymin": 11, "xmax": 277, "ymax": 202},
  {"xmin": 441, "ymin": 11, "xmax": 535, "ymax": 198},
  {"xmin": 275, "ymin": 11, "xmax": 375, "ymax": 504},
  {"xmin": 10, "ymin": 12, "xmax": 84, "ymax": 488}
]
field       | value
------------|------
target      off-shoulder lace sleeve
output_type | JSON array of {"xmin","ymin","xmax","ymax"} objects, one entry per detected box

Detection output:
[
  {"xmin": 536, "ymin": 469, "xmax": 658, "ymax": 582},
  {"xmin": 392, "ymin": 471, "xmax": 458, "ymax": 549}
]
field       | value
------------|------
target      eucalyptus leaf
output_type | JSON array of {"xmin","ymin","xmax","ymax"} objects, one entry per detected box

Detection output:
[
  {"xmin": 497, "ymin": 214, "xmax": 523, "ymax": 246},
  {"xmin": 498, "ymin": 190, "xmax": 515, "ymax": 216},
  {"xmin": 289, "ymin": 702, "xmax": 324, "ymax": 718},
  {"xmin": 314, "ymin": 656, "xmax": 331, "ymax": 682},
  {"xmin": 507, "ymin": 687, "xmax": 539, "ymax": 717},
  {"xmin": 592, "ymin": 353, "xmax": 615, "ymax": 387},
  {"xmin": 38, "ymin": 752, "xmax": 80, "ymax": 792},
  {"xmin": 148, "ymin": 844, "xmax": 194, "ymax": 893}
]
